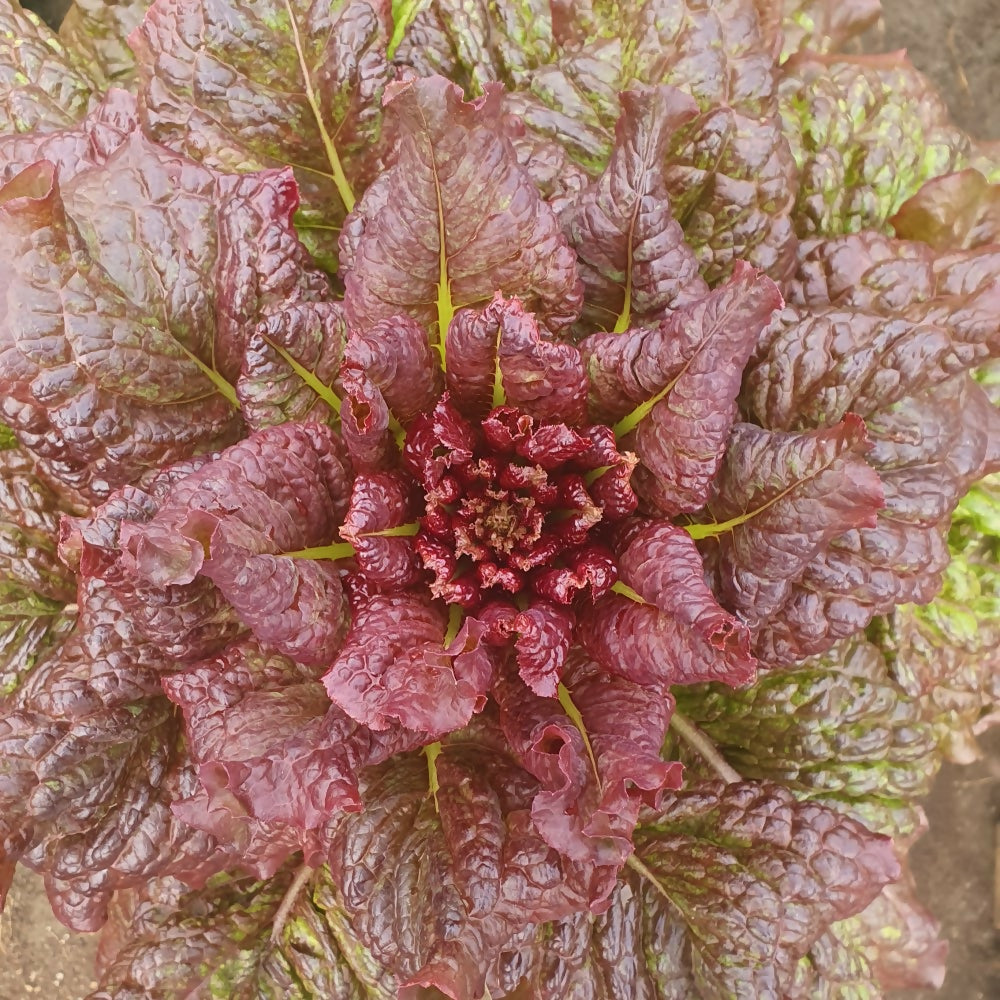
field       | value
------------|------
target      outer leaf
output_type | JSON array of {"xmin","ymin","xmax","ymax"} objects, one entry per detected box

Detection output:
[
  {"xmin": 488, "ymin": 876, "xmax": 698, "ymax": 998},
  {"xmin": 560, "ymin": 84, "xmax": 704, "ymax": 333},
  {"xmin": 396, "ymin": 1, "xmax": 798, "ymax": 284},
  {"xmin": 341, "ymin": 75, "xmax": 583, "ymax": 337},
  {"xmin": 321, "ymin": 591, "xmax": 494, "ymax": 735},
  {"xmin": 0, "ymin": 690, "xmax": 227, "ymax": 930},
  {"xmin": 630, "ymin": 780, "xmax": 900, "ymax": 999},
  {"xmin": 580, "ymin": 521, "xmax": 758, "ymax": 689},
  {"xmin": 163, "ymin": 639, "xmax": 423, "ymax": 854},
  {"xmin": 765, "ymin": 0, "xmax": 882, "ymax": 62},
  {"xmin": 673, "ymin": 637, "xmax": 940, "ymax": 839},
  {"xmin": 891, "ymin": 168, "xmax": 1000, "ymax": 252},
  {"xmin": 0, "ymin": 86, "xmax": 138, "ymax": 186},
  {"xmin": 0, "ymin": 612, "xmax": 75, "ymax": 701},
  {"xmin": 778, "ymin": 52, "xmax": 969, "ymax": 237},
  {"xmin": 663, "ymin": 106, "xmax": 799, "ymax": 285},
  {"xmin": 60, "ymin": 0, "xmax": 151, "ymax": 88},
  {"xmin": 752, "ymin": 375, "xmax": 998, "ymax": 663},
  {"xmin": 0, "ymin": 0, "xmax": 98, "ymax": 133},
  {"xmin": 117, "ymin": 424, "xmax": 352, "ymax": 666},
  {"xmin": 0, "ymin": 122, "xmax": 335, "ymax": 502},
  {"xmin": 0, "ymin": 449, "xmax": 76, "ymax": 610},
  {"xmin": 791, "ymin": 867, "xmax": 947, "ymax": 998},
  {"xmin": 324, "ymin": 729, "xmax": 612, "ymax": 1000},
  {"xmin": 91, "ymin": 866, "xmax": 398, "ymax": 999},
  {"xmin": 745, "ymin": 239, "xmax": 1000, "ymax": 431},
  {"xmin": 494, "ymin": 655, "xmax": 681, "ymax": 866},
  {"xmin": 706, "ymin": 417, "xmax": 884, "ymax": 628},
  {"xmin": 131, "ymin": 0, "xmax": 392, "ymax": 267}
]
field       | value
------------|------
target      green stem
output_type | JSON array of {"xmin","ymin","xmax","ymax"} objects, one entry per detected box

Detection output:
[
  {"xmin": 611, "ymin": 580, "xmax": 648, "ymax": 605},
  {"xmin": 425, "ymin": 741, "xmax": 443, "ymax": 813},
  {"xmin": 283, "ymin": 0, "xmax": 355, "ymax": 211},
  {"xmin": 683, "ymin": 514, "xmax": 751, "ymax": 540},
  {"xmin": 443, "ymin": 603, "xmax": 464, "ymax": 647},
  {"xmin": 670, "ymin": 711, "xmax": 741, "ymax": 784},
  {"xmin": 179, "ymin": 344, "xmax": 239, "ymax": 409},
  {"xmin": 612, "ymin": 375, "xmax": 678, "ymax": 438},
  {"xmin": 557, "ymin": 682, "xmax": 600, "ymax": 784},
  {"xmin": 260, "ymin": 334, "xmax": 342, "ymax": 415},
  {"xmin": 285, "ymin": 542, "xmax": 357, "ymax": 561}
]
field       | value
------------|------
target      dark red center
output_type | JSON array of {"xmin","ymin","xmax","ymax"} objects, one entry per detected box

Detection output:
[{"xmin": 403, "ymin": 398, "xmax": 638, "ymax": 610}]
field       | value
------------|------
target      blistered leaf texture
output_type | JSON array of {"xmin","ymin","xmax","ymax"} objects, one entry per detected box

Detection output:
[
  {"xmin": 0, "ymin": 0, "xmax": 98, "ymax": 133},
  {"xmin": 342, "ymin": 75, "xmax": 583, "ymax": 337},
  {"xmin": 60, "ymin": 0, "xmax": 150, "ymax": 88},
  {"xmin": 674, "ymin": 637, "xmax": 941, "ymax": 838},
  {"xmin": 631, "ymin": 780, "xmax": 899, "ymax": 998},
  {"xmin": 0, "ymin": 122, "xmax": 334, "ymax": 501},
  {"xmin": 132, "ymin": 0, "xmax": 392, "ymax": 267},
  {"xmin": 779, "ymin": 53, "xmax": 969, "ymax": 237}
]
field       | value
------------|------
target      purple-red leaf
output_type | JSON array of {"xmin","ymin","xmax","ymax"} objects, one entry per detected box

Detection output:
[
  {"xmin": 131, "ymin": 0, "xmax": 392, "ymax": 265},
  {"xmin": 494, "ymin": 654, "xmax": 681, "ymax": 866},
  {"xmin": 585, "ymin": 262, "xmax": 782, "ymax": 514},
  {"xmin": 117, "ymin": 424, "xmax": 351, "ymax": 665},
  {"xmin": 0, "ymin": 0, "xmax": 98, "ymax": 133},
  {"xmin": 581, "ymin": 520, "xmax": 757, "ymax": 689},
  {"xmin": 631, "ymin": 779, "xmax": 900, "ymax": 998},
  {"xmin": 705, "ymin": 416, "xmax": 884, "ymax": 628},
  {"xmin": 446, "ymin": 294, "xmax": 589, "ymax": 424},
  {"xmin": 321, "ymin": 591, "xmax": 494, "ymax": 735},
  {"xmin": 163, "ymin": 639, "xmax": 424, "ymax": 858},
  {"xmin": 561, "ymin": 84, "xmax": 704, "ymax": 332},
  {"xmin": 324, "ymin": 728, "xmax": 613, "ymax": 1000},
  {"xmin": 342, "ymin": 75, "xmax": 583, "ymax": 338}
]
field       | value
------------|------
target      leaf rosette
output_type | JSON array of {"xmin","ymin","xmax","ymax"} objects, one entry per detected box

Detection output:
[{"xmin": 0, "ymin": 0, "xmax": 997, "ymax": 997}]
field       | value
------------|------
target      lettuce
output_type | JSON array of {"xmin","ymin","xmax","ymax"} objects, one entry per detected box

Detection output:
[{"xmin": 0, "ymin": 0, "xmax": 997, "ymax": 996}]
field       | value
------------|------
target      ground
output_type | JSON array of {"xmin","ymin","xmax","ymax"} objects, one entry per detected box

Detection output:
[{"xmin": 1, "ymin": 1, "xmax": 998, "ymax": 998}]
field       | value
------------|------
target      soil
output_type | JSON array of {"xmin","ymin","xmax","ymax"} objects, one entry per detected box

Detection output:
[{"xmin": 1, "ymin": 1, "xmax": 999, "ymax": 998}]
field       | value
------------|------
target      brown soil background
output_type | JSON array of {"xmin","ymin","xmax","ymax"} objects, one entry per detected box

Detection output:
[{"xmin": 2, "ymin": 1, "xmax": 999, "ymax": 998}]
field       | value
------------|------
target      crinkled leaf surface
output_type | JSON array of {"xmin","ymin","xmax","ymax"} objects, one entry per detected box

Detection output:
[
  {"xmin": 324, "ymin": 726, "xmax": 613, "ymax": 999},
  {"xmin": 0, "ymin": 120, "xmax": 337, "ymax": 502},
  {"xmin": 0, "ymin": 85, "xmax": 138, "ymax": 186},
  {"xmin": 627, "ymin": 780, "xmax": 899, "ymax": 999},
  {"xmin": 560, "ymin": 84, "xmax": 704, "ymax": 333},
  {"xmin": 581, "ymin": 521, "xmax": 758, "ymax": 689},
  {"xmin": 163, "ymin": 638, "xmax": 424, "ymax": 859},
  {"xmin": 705, "ymin": 416, "xmax": 884, "ymax": 629},
  {"xmin": 342, "ymin": 75, "xmax": 583, "ymax": 337},
  {"xmin": 91, "ymin": 865, "xmax": 398, "ymax": 1000},
  {"xmin": 790, "ymin": 866, "xmax": 947, "ymax": 998},
  {"xmin": 118, "ymin": 423, "xmax": 351, "ymax": 666},
  {"xmin": 132, "ymin": 0, "xmax": 392, "ymax": 268},
  {"xmin": 584, "ymin": 262, "xmax": 782, "ymax": 514},
  {"xmin": 321, "ymin": 591, "xmax": 494, "ymax": 735},
  {"xmin": 0, "ymin": 0, "xmax": 98, "ymax": 133},
  {"xmin": 494, "ymin": 654, "xmax": 681, "ymax": 866},
  {"xmin": 0, "ymin": 447, "xmax": 78, "ymax": 699},
  {"xmin": 60, "ymin": 0, "xmax": 150, "ymax": 89},
  {"xmin": 673, "ymin": 637, "xmax": 940, "ymax": 839},
  {"xmin": 778, "ymin": 53, "xmax": 969, "ymax": 237},
  {"xmin": 766, "ymin": 0, "xmax": 881, "ymax": 62}
]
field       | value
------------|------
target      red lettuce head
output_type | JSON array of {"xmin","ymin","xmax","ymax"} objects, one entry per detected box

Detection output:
[{"xmin": 4, "ymin": 17, "xmax": 988, "ymax": 993}]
